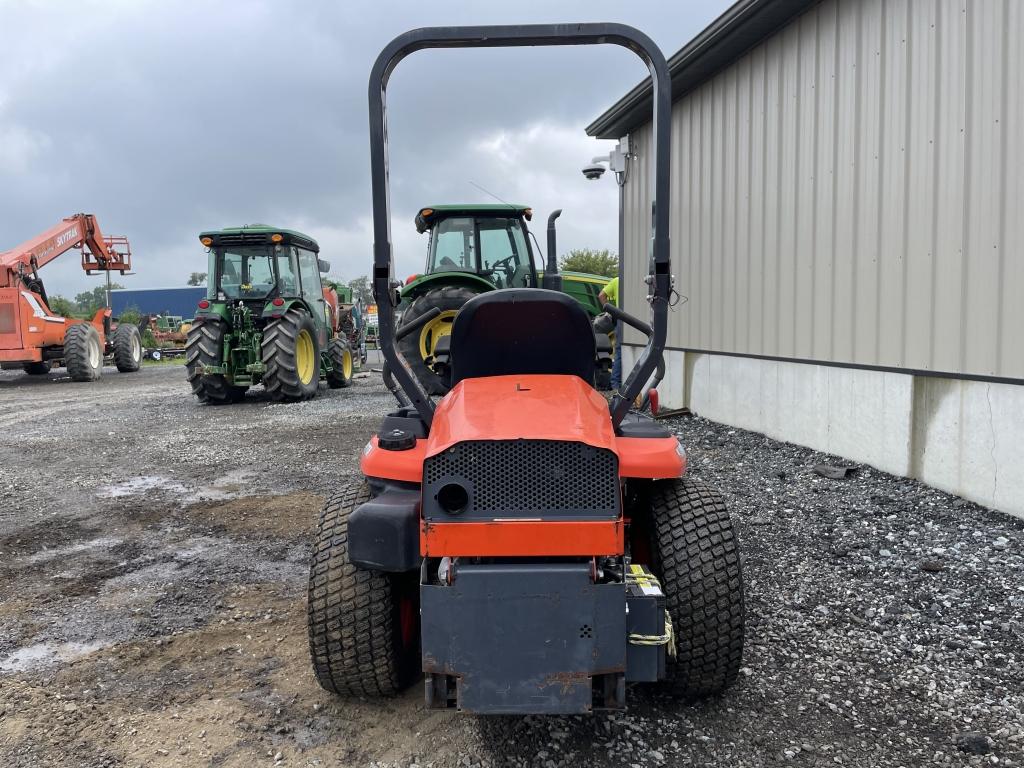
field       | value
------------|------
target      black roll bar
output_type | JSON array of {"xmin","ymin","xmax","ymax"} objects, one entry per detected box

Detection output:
[{"xmin": 368, "ymin": 24, "xmax": 672, "ymax": 428}]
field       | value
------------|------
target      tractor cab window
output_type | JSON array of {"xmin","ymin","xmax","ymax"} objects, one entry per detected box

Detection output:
[
  {"xmin": 296, "ymin": 248, "xmax": 323, "ymax": 302},
  {"xmin": 215, "ymin": 246, "xmax": 297, "ymax": 301},
  {"xmin": 425, "ymin": 215, "xmax": 533, "ymax": 288},
  {"xmin": 478, "ymin": 217, "xmax": 532, "ymax": 288},
  {"xmin": 428, "ymin": 217, "xmax": 474, "ymax": 272}
]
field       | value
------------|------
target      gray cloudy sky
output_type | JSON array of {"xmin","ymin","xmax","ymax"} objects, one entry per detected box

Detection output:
[{"xmin": 1, "ymin": 0, "xmax": 729, "ymax": 299}]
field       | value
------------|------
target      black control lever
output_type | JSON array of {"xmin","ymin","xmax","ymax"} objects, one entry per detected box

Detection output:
[
  {"xmin": 396, "ymin": 307, "xmax": 441, "ymax": 341},
  {"xmin": 603, "ymin": 303, "xmax": 664, "ymax": 412},
  {"xmin": 602, "ymin": 303, "xmax": 652, "ymax": 337}
]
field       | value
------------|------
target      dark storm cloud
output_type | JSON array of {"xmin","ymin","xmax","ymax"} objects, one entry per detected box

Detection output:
[{"xmin": 0, "ymin": 0, "xmax": 728, "ymax": 298}]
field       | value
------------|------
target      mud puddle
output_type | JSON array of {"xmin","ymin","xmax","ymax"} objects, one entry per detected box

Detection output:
[{"xmin": 98, "ymin": 469, "xmax": 260, "ymax": 504}]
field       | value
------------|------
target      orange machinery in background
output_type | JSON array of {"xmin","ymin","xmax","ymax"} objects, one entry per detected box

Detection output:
[{"xmin": 0, "ymin": 214, "xmax": 141, "ymax": 380}]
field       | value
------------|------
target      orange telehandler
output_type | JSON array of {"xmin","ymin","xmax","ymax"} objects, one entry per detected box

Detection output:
[{"xmin": 0, "ymin": 214, "xmax": 142, "ymax": 380}]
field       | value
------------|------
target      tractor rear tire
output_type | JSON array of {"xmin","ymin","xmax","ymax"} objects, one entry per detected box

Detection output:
[
  {"xmin": 112, "ymin": 323, "xmax": 142, "ymax": 372},
  {"xmin": 262, "ymin": 310, "xmax": 320, "ymax": 402},
  {"xmin": 398, "ymin": 285, "xmax": 479, "ymax": 395},
  {"xmin": 23, "ymin": 361, "xmax": 51, "ymax": 376},
  {"xmin": 185, "ymin": 320, "xmax": 247, "ymax": 404},
  {"xmin": 307, "ymin": 481, "xmax": 419, "ymax": 697},
  {"xmin": 326, "ymin": 338, "xmax": 353, "ymax": 389},
  {"xmin": 64, "ymin": 323, "xmax": 103, "ymax": 382},
  {"xmin": 649, "ymin": 477, "xmax": 744, "ymax": 701}
]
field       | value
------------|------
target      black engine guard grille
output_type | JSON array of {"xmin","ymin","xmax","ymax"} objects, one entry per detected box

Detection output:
[{"xmin": 422, "ymin": 439, "xmax": 619, "ymax": 520}]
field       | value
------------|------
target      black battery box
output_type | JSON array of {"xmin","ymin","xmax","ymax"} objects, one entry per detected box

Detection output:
[{"xmin": 625, "ymin": 564, "xmax": 668, "ymax": 682}]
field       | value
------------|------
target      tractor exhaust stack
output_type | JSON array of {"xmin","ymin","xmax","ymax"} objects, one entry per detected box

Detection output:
[{"xmin": 542, "ymin": 209, "xmax": 563, "ymax": 292}]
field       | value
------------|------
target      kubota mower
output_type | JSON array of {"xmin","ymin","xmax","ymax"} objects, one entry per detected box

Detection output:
[{"xmin": 306, "ymin": 24, "xmax": 744, "ymax": 714}]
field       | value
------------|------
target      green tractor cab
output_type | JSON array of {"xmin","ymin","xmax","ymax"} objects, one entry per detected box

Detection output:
[
  {"xmin": 185, "ymin": 224, "xmax": 355, "ymax": 404},
  {"xmin": 400, "ymin": 204, "xmax": 612, "ymax": 394}
]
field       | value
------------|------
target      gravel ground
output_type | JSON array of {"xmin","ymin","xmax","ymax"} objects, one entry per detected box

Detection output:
[{"xmin": 0, "ymin": 361, "xmax": 1021, "ymax": 767}]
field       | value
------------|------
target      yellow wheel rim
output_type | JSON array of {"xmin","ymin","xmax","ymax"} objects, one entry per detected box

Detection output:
[
  {"xmin": 342, "ymin": 348, "xmax": 353, "ymax": 379},
  {"xmin": 418, "ymin": 310, "xmax": 458, "ymax": 360},
  {"xmin": 296, "ymin": 329, "xmax": 315, "ymax": 385}
]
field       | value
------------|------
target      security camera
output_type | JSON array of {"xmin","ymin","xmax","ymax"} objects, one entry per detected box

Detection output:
[{"xmin": 581, "ymin": 163, "xmax": 607, "ymax": 181}]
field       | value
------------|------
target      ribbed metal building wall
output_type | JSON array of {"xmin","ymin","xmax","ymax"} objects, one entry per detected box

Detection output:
[{"xmin": 621, "ymin": 0, "xmax": 1023, "ymax": 381}]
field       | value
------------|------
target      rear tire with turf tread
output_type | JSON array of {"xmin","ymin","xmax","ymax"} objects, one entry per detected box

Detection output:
[
  {"xmin": 398, "ymin": 285, "xmax": 479, "ymax": 395},
  {"xmin": 307, "ymin": 481, "xmax": 419, "ymax": 696},
  {"xmin": 650, "ymin": 476, "xmax": 744, "ymax": 701},
  {"xmin": 262, "ymin": 309, "xmax": 320, "ymax": 402},
  {"xmin": 326, "ymin": 338, "xmax": 353, "ymax": 388},
  {"xmin": 112, "ymin": 323, "xmax": 142, "ymax": 372},
  {"xmin": 23, "ymin": 361, "xmax": 51, "ymax": 376},
  {"xmin": 64, "ymin": 323, "xmax": 102, "ymax": 382},
  {"xmin": 185, "ymin": 319, "xmax": 247, "ymax": 404}
]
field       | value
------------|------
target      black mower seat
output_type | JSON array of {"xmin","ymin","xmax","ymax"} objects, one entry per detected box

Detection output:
[{"xmin": 448, "ymin": 289, "xmax": 596, "ymax": 387}]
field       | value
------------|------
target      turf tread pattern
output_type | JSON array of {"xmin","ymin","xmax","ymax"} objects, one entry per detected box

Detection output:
[
  {"xmin": 307, "ymin": 481, "xmax": 412, "ymax": 696},
  {"xmin": 652, "ymin": 476, "xmax": 745, "ymax": 701}
]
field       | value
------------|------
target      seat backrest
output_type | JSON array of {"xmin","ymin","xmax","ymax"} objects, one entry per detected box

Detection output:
[{"xmin": 449, "ymin": 289, "xmax": 596, "ymax": 386}]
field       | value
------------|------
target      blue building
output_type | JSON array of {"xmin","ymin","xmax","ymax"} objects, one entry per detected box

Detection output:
[{"xmin": 110, "ymin": 287, "xmax": 206, "ymax": 318}]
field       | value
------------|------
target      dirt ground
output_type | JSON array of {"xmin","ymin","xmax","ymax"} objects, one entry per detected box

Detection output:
[{"xmin": 0, "ymin": 362, "xmax": 1022, "ymax": 768}]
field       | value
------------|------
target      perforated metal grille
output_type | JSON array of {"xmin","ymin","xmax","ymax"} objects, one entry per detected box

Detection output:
[{"xmin": 423, "ymin": 439, "xmax": 619, "ymax": 519}]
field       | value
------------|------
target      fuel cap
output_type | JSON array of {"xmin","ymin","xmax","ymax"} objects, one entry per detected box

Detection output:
[{"xmin": 377, "ymin": 428, "xmax": 416, "ymax": 451}]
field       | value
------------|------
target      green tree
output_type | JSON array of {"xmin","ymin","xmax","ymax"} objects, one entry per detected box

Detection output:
[
  {"xmin": 347, "ymin": 275, "xmax": 372, "ymax": 304},
  {"xmin": 118, "ymin": 305, "xmax": 143, "ymax": 325},
  {"xmin": 47, "ymin": 295, "xmax": 78, "ymax": 318},
  {"xmin": 559, "ymin": 249, "xmax": 618, "ymax": 278},
  {"xmin": 74, "ymin": 284, "xmax": 124, "ymax": 314},
  {"xmin": 187, "ymin": 272, "xmax": 207, "ymax": 286}
]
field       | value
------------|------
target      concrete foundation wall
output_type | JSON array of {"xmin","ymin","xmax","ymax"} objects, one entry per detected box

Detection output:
[{"xmin": 622, "ymin": 345, "xmax": 1024, "ymax": 519}]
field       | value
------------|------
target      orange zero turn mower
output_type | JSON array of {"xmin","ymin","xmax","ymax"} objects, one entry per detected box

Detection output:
[{"xmin": 306, "ymin": 24, "xmax": 745, "ymax": 715}]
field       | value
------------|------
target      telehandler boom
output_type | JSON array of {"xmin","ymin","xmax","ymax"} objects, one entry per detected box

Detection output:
[{"xmin": 0, "ymin": 214, "xmax": 142, "ymax": 379}]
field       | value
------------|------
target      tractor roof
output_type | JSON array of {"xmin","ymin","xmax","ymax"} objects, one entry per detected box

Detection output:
[
  {"xmin": 198, "ymin": 224, "xmax": 320, "ymax": 252},
  {"xmin": 415, "ymin": 204, "xmax": 532, "ymax": 234}
]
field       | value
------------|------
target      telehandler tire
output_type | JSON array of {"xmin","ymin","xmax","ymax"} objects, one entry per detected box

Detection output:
[
  {"xmin": 262, "ymin": 309, "xmax": 320, "ymax": 402},
  {"xmin": 23, "ymin": 361, "xmax": 51, "ymax": 376},
  {"xmin": 307, "ymin": 481, "xmax": 419, "ymax": 696},
  {"xmin": 326, "ymin": 338, "xmax": 353, "ymax": 389},
  {"xmin": 185, "ymin": 320, "xmax": 247, "ymax": 404},
  {"xmin": 649, "ymin": 476, "xmax": 744, "ymax": 701},
  {"xmin": 398, "ymin": 285, "xmax": 479, "ymax": 395},
  {"xmin": 64, "ymin": 323, "xmax": 103, "ymax": 382},
  {"xmin": 112, "ymin": 323, "xmax": 142, "ymax": 372}
]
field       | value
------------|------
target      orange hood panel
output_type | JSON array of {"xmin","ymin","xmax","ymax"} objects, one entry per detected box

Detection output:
[{"xmin": 426, "ymin": 374, "xmax": 615, "ymax": 457}]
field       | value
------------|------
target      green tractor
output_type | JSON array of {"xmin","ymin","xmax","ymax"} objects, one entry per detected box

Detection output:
[
  {"xmin": 185, "ymin": 225, "xmax": 354, "ymax": 404},
  {"xmin": 327, "ymin": 281, "xmax": 369, "ymax": 368},
  {"xmin": 399, "ymin": 204, "xmax": 612, "ymax": 394}
]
